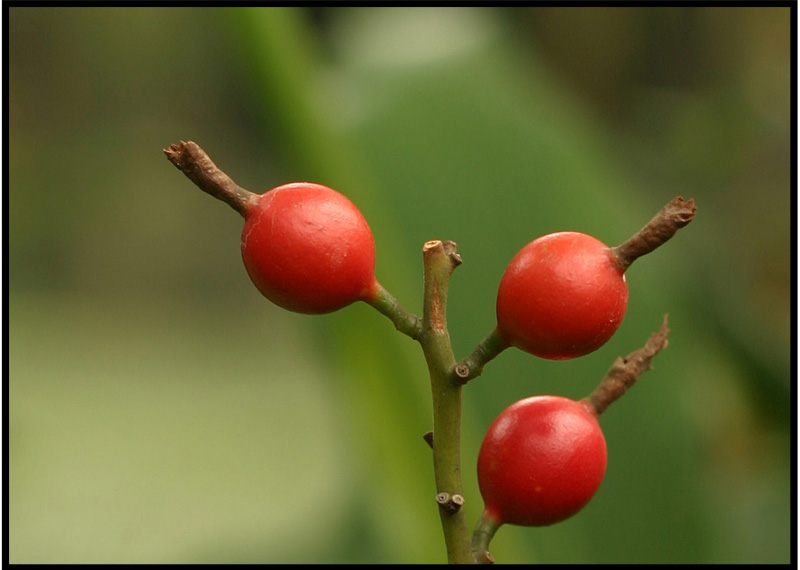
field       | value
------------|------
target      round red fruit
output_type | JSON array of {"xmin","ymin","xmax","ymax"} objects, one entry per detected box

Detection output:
[
  {"xmin": 477, "ymin": 395, "xmax": 607, "ymax": 527},
  {"xmin": 496, "ymin": 231, "xmax": 628, "ymax": 359},
  {"xmin": 241, "ymin": 182, "xmax": 377, "ymax": 314}
]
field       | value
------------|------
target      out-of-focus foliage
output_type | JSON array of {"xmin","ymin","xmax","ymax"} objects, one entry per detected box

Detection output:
[{"xmin": 8, "ymin": 6, "xmax": 792, "ymax": 564}]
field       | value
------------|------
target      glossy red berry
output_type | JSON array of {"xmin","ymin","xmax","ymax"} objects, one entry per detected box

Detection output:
[
  {"xmin": 241, "ymin": 182, "xmax": 378, "ymax": 314},
  {"xmin": 477, "ymin": 395, "xmax": 607, "ymax": 527},
  {"xmin": 496, "ymin": 231, "xmax": 628, "ymax": 359}
]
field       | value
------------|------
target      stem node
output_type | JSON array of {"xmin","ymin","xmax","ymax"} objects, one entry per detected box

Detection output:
[
  {"xmin": 454, "ymin": 363, "xmax": 471, "ymax": 383},
  {"xmin": 436, "ymin": 492, "xmax": 465, "ymax": 514}
]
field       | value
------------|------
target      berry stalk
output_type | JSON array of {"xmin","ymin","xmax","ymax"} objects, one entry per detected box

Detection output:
[
  {"xmin": 366, "ymin": 282, "xmax": 423, "ymax": 340},
  {"xmin": 470, "ymin": 513, "xmax": 500, "ymax": 564},
  {"xmin": 453, "ymin": 328, "xmax": 509, "ymax": 384}
]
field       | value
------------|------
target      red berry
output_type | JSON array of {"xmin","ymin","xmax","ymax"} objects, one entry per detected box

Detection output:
[
  {"xmin": 496, "ymin": 231, "xmax": 628, "ymax": 359},
  {"xmin": 241, "ymin": 182, "xmax": 378, "ymax": 314},
  {"xmin": 477, "ymin": 395, "xmax": 607, "ymax": 527}
]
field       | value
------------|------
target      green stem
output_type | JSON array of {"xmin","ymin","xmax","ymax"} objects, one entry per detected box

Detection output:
[
  {"xmin": 471, "ymin": 511, "xmax": 501, "ymax": 565},
  {"xmin": 417, "ymin": 240, "xmax": 474, "ymax": 564},
  {"xmin": 364, "ymin": 281, "xmax": 423, "ymax": 340},
  {"xmin": 453, "ymin": 327, "xmax": 509, "ymax": 384}
]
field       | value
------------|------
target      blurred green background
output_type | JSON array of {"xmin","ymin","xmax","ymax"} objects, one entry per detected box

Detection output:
[{"xmin": 8, "ymin": 6, "xmax": 792, "ymax": 564}]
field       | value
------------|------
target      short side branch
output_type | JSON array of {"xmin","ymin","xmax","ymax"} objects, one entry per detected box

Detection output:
[
  {"xmin": 612, "ymin": 197, "xmax": 696, "ymax": 272},
  {"xmin": 164, "ymin": 141, "xmax": 257, "ymax": 217},
  {"xmin": 583, "ymin": 314, "xmax": 670, "ymax": 416}
]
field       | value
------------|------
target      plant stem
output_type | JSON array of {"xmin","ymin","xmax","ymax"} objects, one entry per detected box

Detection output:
[
  {"xmin": 365, "ymin": 240, "xmax": 475, "ymax": 562},
  {"xmin": 418, "ymin": 240, "xmax": 474, "ymax": 564}
]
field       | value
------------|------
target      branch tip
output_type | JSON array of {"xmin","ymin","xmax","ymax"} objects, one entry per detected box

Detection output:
[
  {"xmin": 163, "ymin": 140, "xmax": 255, "ymax": 217},
  {"xmin": 583, "ymin": 314, "xmax": 671, "ymax": 416},
  {"xmin": 612, "ymin": 196, "xmax": 697, "ymax": 271}
]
